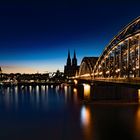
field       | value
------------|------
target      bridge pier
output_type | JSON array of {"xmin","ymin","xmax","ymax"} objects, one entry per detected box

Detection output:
[
  {"xmin": 138, "ymin": 35, "xmax": 140, "ymax": 77},
  {"xmin": 119, "ymin": 45, "xmax": 122, "ymax": 77},
  {"xmin": 127, "ymin": 39, "xmax": 130, "ymax": 78},
  {"xmin": 105, "ymin": 58, "xmax": 108, "ymax": 78},
  {"xmin": 109, "ymin": 53, "xmax": 111, "ymax": 77},
  {"xmin": 113, "ymin": 48, "xmax": 116, "ymax": 77},
  {"xmin": 133, "ymin": 44, "xmax": 136, "ymax": 77}
]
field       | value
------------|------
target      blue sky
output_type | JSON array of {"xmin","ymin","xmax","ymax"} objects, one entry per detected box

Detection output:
[{"xmin": 0, "ymin": 0, "xmax": 140, "ymax": 73}]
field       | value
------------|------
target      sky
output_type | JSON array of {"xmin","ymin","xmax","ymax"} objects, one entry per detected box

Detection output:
[{"xmin": 0, "ymin": 0, "xmax": 140, "ymax": 73}]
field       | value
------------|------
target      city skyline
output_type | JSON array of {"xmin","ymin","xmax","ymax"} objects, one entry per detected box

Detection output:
[{"xmin": 0, "ymin": 0, "xmax": 140, "ymax": 73}]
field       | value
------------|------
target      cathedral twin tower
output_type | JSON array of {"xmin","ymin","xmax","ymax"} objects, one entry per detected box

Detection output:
[
  {"xmin": 64, "ymin": 50, "xmax": 79, "ymax": 77},
  {"xmin": 67, "ymin": 50, "xmax": 77, "ymax": 66}
]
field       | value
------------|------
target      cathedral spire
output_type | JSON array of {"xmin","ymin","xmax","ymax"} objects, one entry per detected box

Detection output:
[
  {"xmin": 66, "ymin": 50, "xmax": 71, "ymax": 66},
  {"xmin": 68, "ymin": 49, "xmax": 70, "ymax": 59},
  {"xmin": 72, "ymin": 50, "xmax": 77, "ymax": 66}
]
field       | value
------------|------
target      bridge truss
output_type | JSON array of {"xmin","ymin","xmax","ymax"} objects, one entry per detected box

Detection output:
[{"xmin": 93, "ymin": 17, "xmax": 140, "ymax": 79}]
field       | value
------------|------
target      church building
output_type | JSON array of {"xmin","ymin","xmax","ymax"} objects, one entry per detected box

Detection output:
[{"xmin": 64, "ymin": 50, "xmax": 80, "ymax": 77}]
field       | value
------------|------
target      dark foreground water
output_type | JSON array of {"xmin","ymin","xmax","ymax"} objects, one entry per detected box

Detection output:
[{"xmin": 0, "ymin": 84, "xmax": 140, "ymax": 140}]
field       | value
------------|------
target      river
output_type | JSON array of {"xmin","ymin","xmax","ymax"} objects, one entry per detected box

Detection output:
[{"xmin": 0, "ymin": 84, "xmax": 140, "ymax": 140}]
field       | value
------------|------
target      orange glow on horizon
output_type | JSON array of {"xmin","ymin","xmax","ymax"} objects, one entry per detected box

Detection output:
[
  {"xmin": 2, "ymin": 66, "xmax": 37, "ymax": 74},
  {"xmin": 0, "ymin": 65, "xmax": 62, "ymax": 74}
]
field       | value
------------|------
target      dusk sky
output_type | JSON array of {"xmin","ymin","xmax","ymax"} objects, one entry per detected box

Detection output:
[{"xmin": 0, "ymin": 0, "xmax": 140, "ymax": 73}]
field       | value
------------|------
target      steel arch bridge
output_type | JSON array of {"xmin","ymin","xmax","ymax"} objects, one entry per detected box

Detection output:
[
  {"xmin": 78, "ymin": 57, "xmax": 98, "ymax": 79},
  {"xmin": 77, "ymin": 16, "xmax": 140, "ymax": 83},
  {"xmin": 93, "ymin": 16, "xmax": 140, "ymax": 80}
]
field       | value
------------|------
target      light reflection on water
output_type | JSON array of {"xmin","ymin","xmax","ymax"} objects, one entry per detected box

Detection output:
[
  {"xmin": 0, "ymin": 85, "xmax": 140, "ymax": 140},
  {"xmin": 81, "ymin": 105, "xmax": 92, "ymax": 140},
  {"xmin": 138, "ymin": 89, "xmax": 140, "ymax": 103},
  {"xmin": 135, "ymin": 105, "xmax": 140, "ymax": 140},
  {"xmin": 0, "ymin": 85, "xmax": 77, "ymax": 111},
  {"xmin": 73, "ymin": 88, "xmax": 78, "ymax": 103},
  {"xmin": 83, "ymin": 84, "xmax": 90, "ymax": 99},
  {"xmin": 64, "ymin": 85, "xmax": 68, "ymax": 103},
  {"xmin": 81, "ymin": 106, "xmax": 91, "ymax": 126}
]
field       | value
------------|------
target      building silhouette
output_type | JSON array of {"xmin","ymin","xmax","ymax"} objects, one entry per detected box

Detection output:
[{"xmin": 64, "ymin": 50, "xmax": 80, "ymax": 77}]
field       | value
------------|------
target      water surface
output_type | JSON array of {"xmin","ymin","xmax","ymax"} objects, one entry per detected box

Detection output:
[{"xmin": 0, "ymin": 85, "xmax": 140, "ymax": 140}]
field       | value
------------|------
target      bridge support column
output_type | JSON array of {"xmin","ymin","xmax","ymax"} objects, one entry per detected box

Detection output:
[
  {"xmin": 97, "ymin": 62, "xmax": 99, "ymax": 78},
  {"xmin": 109, "ymin": 54, "xmax": 111, "ymax": 77},
  {"xmin": 138, "ymin": 35, "xmax": 140, "ymax": 77},
  {"xmin": 104, "ymin": 58, "xmax": 107, "ymax": 78},
  {"xmin": 134, "ymin": 45, "xmax": 136, "ymax": 77},
  {"xmin": 113, "ymin": 48, "xmax": 116, "ymax": 77},
  {"xmin": 119, "ymin": 45, "xmax": 122, "ymax": 77},
  {"xmin": 127, "ymin": 39, "xmax": 130, "ymax": 78}
]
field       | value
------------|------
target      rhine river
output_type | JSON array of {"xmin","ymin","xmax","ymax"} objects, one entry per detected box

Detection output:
[{"xmin": 0, "ymin": 84, "xmax": 140, "ymax": 140}]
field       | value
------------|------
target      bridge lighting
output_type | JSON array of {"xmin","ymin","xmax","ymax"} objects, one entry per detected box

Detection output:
[
  {"xmin": 99, "ymin": 65, "xmax": 101, "ymax": 68},
  {"xmin": 106, "ymin": 70, "xmax": 109, "ymax": 74},
  {"xmin": 94, "ymin": 73, "xmax": 98, "ymax": 76},
  {"xmin": 99, "ymin": 72, "xmax": 103, "ymax": 75},
  {"xmin": 133, "ymin": 68, "xmax": 136, "ymax": 71},
  {"xmin": 73, "ymin": 88, "xmax": 77, "ymax": 93},
  {"xmin": 116, "ymin": 69, "xmax": 120, "ymax": 73},
  {"xmin": 75, "ymin": 75, "xmax": 79, "ymax": 78},
  {"xmin": 74, "ymin": 79, "xmax": 78, "ymax": 85},
  {"xmin": 81, "ymin": 74, "xmax": 90, "ymax": 77},
  {"xmin": 136, "ymin": 66, "xmax": 139, "ymax": 69},
  {"xmin": 129, "ymin": 37, "xmax": 133, "ymax": 39}
]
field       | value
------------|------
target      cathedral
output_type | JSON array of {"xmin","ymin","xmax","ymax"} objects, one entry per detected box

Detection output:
[{"xmin": 64, "ymin": 50, "xmax": 80, "ymax": 77}]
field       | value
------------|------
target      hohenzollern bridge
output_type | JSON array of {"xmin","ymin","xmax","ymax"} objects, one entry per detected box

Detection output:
[{"xmin": 77, "ymin": 16, "xmax": 140, "ymax": 83}]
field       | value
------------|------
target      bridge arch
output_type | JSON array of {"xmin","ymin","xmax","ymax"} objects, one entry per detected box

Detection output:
[
  {"xmin": 78, "ymin": 57, "xmax": 98, "ymax": 79},
  {"xmin": 93, "ymin": 16, "xmax": 140, "ymax": 79}
]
